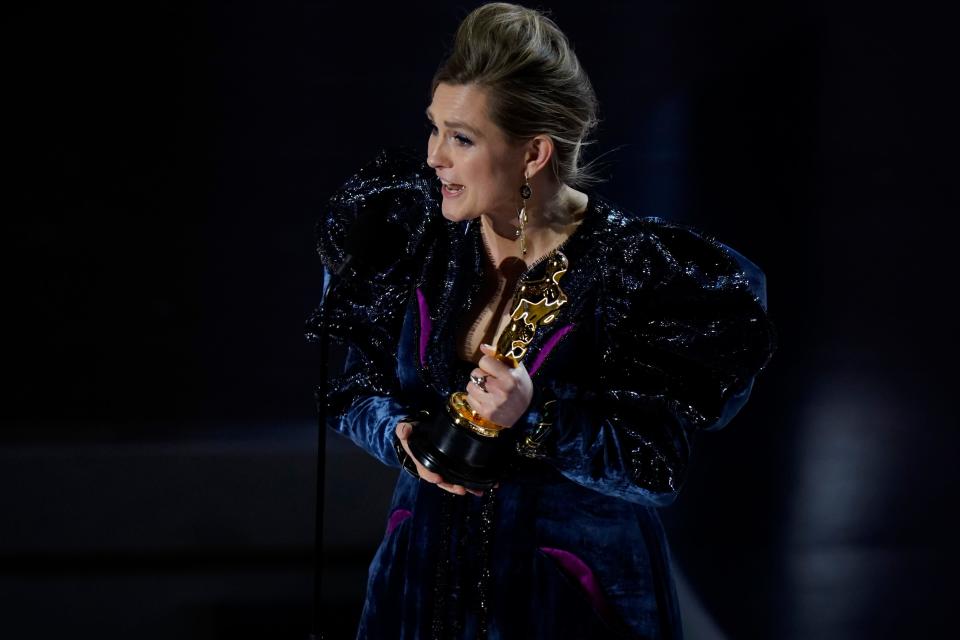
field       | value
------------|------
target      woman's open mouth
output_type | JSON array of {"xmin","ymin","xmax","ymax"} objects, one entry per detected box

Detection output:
[{"xmin": 441, "ymin": 181, "xmax": 465, "ymax": 198}]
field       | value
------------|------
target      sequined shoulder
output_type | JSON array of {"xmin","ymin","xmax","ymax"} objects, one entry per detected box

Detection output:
[
  {"xmin": 598, "ymin": 206, "xmax": 769, "ymax": 311},
  {"xmin": 594, "ymin": 204, "xmax": 777, "ymax": 430},
  {"xmin": 315, "ymin": 147, "xmax": 441, "ymax": 280}
]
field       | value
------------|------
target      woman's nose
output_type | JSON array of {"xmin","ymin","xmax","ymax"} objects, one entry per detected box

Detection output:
[{"xmin": 426, "ymin": 137, "xmax": 449, "ymax": 169}]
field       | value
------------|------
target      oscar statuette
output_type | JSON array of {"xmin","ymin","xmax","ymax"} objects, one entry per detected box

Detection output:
[{"xmin": 406, "ymin": 251, "xmax": 570, "ymax": 489}]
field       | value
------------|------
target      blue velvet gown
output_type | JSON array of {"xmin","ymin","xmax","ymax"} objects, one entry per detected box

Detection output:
[{"xmin": 305, "ymin": 148, "xmax": 776, "ymax": 640}]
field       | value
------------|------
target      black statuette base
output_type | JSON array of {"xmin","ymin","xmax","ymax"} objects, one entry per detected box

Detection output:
[{"xmin": 406, "ymin": 410, "xmax": 507, "ymax": 490}]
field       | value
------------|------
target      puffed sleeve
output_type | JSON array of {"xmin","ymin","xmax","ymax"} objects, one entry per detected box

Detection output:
[
  {"xmin": 517, "ymin": 216, "xmax": 777, "ymax": 506},
  {"xmin": 304, "ymin": 147, "xmax": 440, "ymax": 467}
]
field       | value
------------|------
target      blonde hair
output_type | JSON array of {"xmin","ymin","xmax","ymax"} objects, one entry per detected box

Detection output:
[{"xmin": 431, "ymin": 2, "xmax": 604, "ymax": 188}]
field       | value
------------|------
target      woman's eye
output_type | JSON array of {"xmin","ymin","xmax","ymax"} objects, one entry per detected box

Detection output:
[{"xmin": 425, "ymin": 120, "xmax": 472, "ymax": 146}]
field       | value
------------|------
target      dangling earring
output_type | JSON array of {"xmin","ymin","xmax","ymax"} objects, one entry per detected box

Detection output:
[{"xmin": 517, "ymin": 174, "xmax": 532, "ymax": 255}]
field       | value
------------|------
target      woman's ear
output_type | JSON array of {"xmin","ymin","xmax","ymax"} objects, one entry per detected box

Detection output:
[{"xmin": 524, "ymin": 135, "xmax": 555, "ymax": 179}]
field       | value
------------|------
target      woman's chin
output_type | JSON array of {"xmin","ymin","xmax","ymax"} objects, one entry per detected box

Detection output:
[{"xmin": 440, "ymin": 203, "xmax": 478, "ymax": 223}]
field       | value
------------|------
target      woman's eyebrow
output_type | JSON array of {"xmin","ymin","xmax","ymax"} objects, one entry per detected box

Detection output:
[{"xmin": 425, "ymin": 109, "xmax": 483, "ymax": 138}]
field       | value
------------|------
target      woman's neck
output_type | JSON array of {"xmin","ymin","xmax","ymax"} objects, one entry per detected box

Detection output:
[{"xmin": 480, "ymin": 183, "xmax": 588, "ymax": 270}]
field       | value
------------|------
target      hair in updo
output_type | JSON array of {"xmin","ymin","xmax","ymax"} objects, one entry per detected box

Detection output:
[{"xmin": 431, "ymin": 2, "xmax": 604, "ymax": 188}]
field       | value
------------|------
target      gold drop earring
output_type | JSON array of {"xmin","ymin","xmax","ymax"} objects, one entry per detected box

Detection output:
[{"xmin": 517, "ymin": 174, "xmax": 532, "ymax": 255}]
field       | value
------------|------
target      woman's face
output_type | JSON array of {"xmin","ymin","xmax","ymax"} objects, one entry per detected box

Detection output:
[{"xmin": 426, "ymin": 83, "xmax": 527, "ymax": 223}]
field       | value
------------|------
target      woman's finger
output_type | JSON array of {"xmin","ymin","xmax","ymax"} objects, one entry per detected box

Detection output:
[
  {"xmin": 477, "ymin": 344, "xmax": 513, "ymax": 379},
  {"xmin": 397, "ymin": 423, "xmax": 444, "ymax": 485},
  {"xmin": 468, "ymin": 369, "xmax": 491, "ymax": 398},
  {"xmin": 470, "ymin": 367, "xmax": 493, "ymax": 382},
  {"xmin": 437, "ymin": 481, "xmax": 484, "ymax": 497},
  {"xmin": 466, "ymin": 385, "xmax": 495, "ymax": 420},
  {"xmin": 465, "ymin": 389, "xmax": 487, "ymax": 419},
  {"xmin": 469, "ymin": 367, "xmax": 498, "ymax": 393},
  {"xmin": 437, "ymin": 482, "xmax": 466, "ymax": 496}
]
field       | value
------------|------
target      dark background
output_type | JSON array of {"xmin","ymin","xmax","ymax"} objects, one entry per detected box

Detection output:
[{"xmin": 3, "ymin": 1, "xmax": 956, "ymax": 638}]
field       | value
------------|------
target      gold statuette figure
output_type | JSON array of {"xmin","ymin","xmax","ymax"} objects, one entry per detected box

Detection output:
[
  {"xmin": 408, "ymin": 249, "xmax": 572, "ymax": 489},
  {"xmin": 447, "ymin": 251, "xmax": 570, "ymax": 438}
]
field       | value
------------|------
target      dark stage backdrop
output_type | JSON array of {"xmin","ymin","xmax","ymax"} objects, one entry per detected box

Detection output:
[{"xmin": 2, "ymin": 1, "xmax": 956, "ymax": 639}]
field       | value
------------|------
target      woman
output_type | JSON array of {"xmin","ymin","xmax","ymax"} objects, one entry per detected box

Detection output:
[{"xmin": 306, "ymin": 3, "xmax": 776, "ymax": 639}]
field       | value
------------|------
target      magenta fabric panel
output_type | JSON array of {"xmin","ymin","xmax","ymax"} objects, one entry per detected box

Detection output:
[
  {"xmin": 415, "ymin": 288, "xmax": 431, "ymax": 367},
  {"xmin": 385, "ymin": 508, "xmax": 413, "ymax": 536},
  {"xmin": 538, "ymin": 545, "xmax": 617, "ymax": 623},
  {"xmin": 528, "ymin": 324, "xmax": 575, "ymax": 377}
]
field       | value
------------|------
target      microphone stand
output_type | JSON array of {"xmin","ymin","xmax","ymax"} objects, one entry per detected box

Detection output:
[
  {"xmin": 306, "ymin": 214, "xmax": 400, "ymax": 638},
  {"xmin": 308, "ymin": 266, "xmax": 338, "ymax": 640}
]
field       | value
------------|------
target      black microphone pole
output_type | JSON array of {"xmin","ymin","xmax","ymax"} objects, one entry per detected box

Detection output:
[
  {"xmin": 308, "ymin": 267, "xmax": 334, "ymax": 640},
  {"xmin": 308, "ymin": 210, "xmax": 404, "ymax": 640}
]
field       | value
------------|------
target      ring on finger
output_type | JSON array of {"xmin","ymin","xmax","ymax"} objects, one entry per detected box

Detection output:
[{"xmin": 470, "ymin": 373, "xmax": 488, "ymax": 392}]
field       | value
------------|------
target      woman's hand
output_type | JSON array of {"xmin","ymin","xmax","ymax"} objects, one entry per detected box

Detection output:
[
  {"xmin": 466, "ymin": 343, "xmax": 533, "ymax": 428},
  {"xmin": 395, "ymin": 421, "xmax": 485, "ymax": 497}
]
